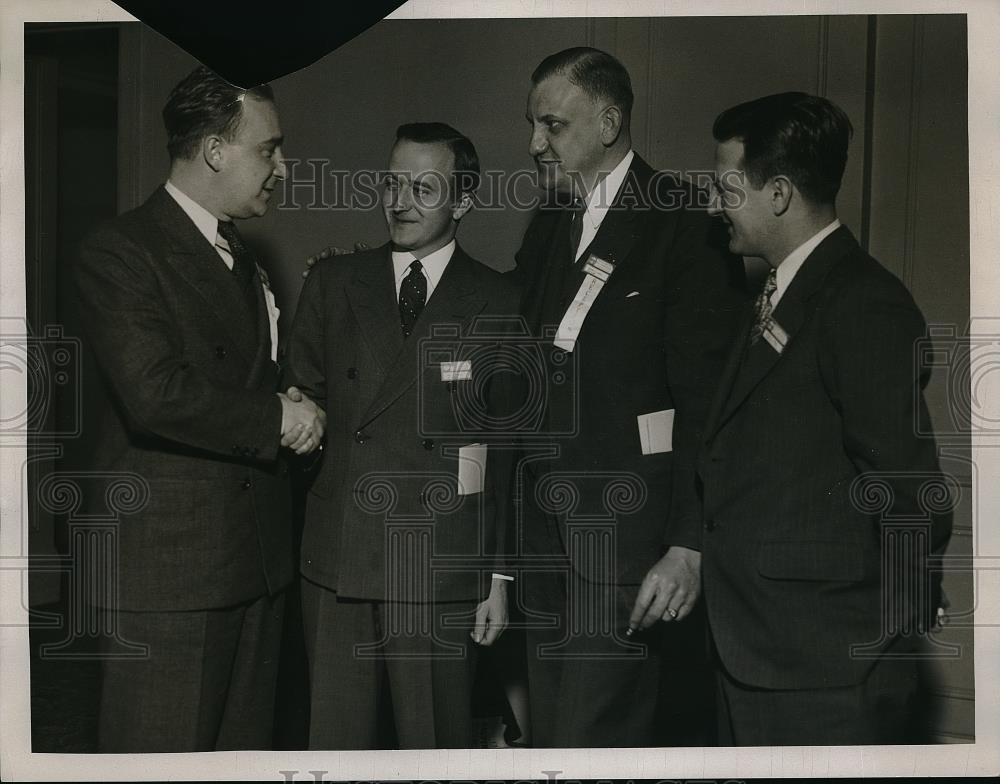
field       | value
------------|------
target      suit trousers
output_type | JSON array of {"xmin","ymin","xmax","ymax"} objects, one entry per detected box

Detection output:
[
  {"xmin": 521, "ymin": 560, "xmax": 664, "ymax": 748},
  {"xmin": 97, "ymin": 591, "xmax": 286, "ymax": 752},
  {"xmin": 301, "ymin": 577, "xmax": 477, "ymax": 749},
  {"xmin": 714, "ymin": 645, "xmax": 920, "ymax": 745}
]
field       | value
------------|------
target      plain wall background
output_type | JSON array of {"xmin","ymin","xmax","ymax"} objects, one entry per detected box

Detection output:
[{"xmin": 112, "ymin": 14, "xmax": 972, "ymax": 742}]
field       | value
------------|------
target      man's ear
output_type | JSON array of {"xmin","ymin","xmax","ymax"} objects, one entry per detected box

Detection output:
[
  {"xmin": 770, "ymin": 175, "xmax": 793, "ymax": 216},
  {"xmin": 599, "ymin": 105, "xmax": 624, "ymax": 147},
  {"xmin": 203, "ymin": 135, "xmax": 225, "ymax": 173},
  {"xmin": 452, "ymin": 192, "xmax": 474, "ymax": 221}
]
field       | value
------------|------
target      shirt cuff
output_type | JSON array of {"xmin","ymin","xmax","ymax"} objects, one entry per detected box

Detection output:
[{"xmin": 492, "ymin": 572, "xmax": 514, "ymax": 582}]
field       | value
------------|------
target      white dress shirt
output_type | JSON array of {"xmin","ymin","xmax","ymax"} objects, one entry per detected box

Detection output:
[
  {"xmin": 164, "ymin": 180, "xmax": 280, "ymax": 361},
  {"xmin": 771, "ymin": 219, "xmax": 842, "ymax": 308},
  {"xmin": 391, "ymin": 239, "xmax": 456, "ymax": 301},
  {"xmin": 572, "ymin": 149, "xmax": 635, "ymax": 262}
]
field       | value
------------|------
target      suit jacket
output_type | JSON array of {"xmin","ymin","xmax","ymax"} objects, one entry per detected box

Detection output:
[
  {"xmin": 283, "ymin": 243, "xmax": 521, "ymax": 603},
  {"xmin": 513, "ymin": 154, "xmax": 746, "ymax": 585},
  {"xmin": 697, "ymin": 225, "xmax": 952, "ymax": 690},
  {"xmin": 74, "ymin": 186, "xmax": 293, "ymax": 612}
]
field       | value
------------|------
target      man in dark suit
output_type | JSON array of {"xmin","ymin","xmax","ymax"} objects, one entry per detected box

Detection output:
[
  {"xmin": 75, "ymin": 66, "xmax": 325, "ymax": 752},
  {"xmin": 513, "ymin": 47, "xmax": 746, "ymax": 747},
  {"xmin": 699, "ymin": 92, "xmax": 952, "ymax": 745},
  {"xmin": 284, "ymin": 122, "xmax": 520, "ymax": 749}
]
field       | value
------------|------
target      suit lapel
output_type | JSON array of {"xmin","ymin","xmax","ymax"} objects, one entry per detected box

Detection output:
[
  {"xmin": 360, "ymin": 245, "xmax": 487, "ymax": 427},
  {"xmin": 150, "ymin": 188, "xmax": 260, "ymax": 365},
  {"xmin": 346, "ymin": 245, "xmax": 403, "ymax": 379},
  {"xmin": 581, "ymin": 156, "xmax": 650, "ymax": 273},
  {"xmin": 711, "ymin": 226, "xmax": 858, "ymax": 434}
]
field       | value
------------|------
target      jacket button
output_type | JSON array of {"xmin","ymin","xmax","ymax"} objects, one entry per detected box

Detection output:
[
  {"xmin": 242, "ymin": 479, "xmax": 252, "ymax": 489},
  {"xmin": 705, "ymin": 519, "xmax": 716, "ymax": 531},
  {"xmin": 347, "ymin": 367, "xmax": 358, "ymax": 379},
  {"xmin": 354, "ymin": 430, "xmax": 368, "ymax": 444},
  {"xmin": 231, "ymin": 445, "xmax": 239, "ymax": 454},
  {"xmin": 422, "ymin": 439, "xmax": 435, "ymax": 451},
  {"xmin": 215, "ymin": 346, "xmax": 227, "ymax": 359}
]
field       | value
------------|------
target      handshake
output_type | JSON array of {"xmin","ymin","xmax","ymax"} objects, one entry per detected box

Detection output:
[{"xmin": 277, "ymin": 386, "xmax": 327, "ymax": 455}]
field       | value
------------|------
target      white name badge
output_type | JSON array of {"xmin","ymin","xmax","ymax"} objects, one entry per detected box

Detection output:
[
  {"xmin": 457, "ymin": 443, "xmax": 487, "ymax": 495},
  {"xmin": 440, "ymin": 360, "xmax": 472, "ymax": 381},
  {"xmin": 637, "ymin": 409, "xmax": 675, "ymax": 455},
  {"xmin": 553, "ymin": 254, "xmax": 616, "ymax": 352},
  {"xmin": 762, "ymin": 318, "xmax": 789, "ymax": 354}
]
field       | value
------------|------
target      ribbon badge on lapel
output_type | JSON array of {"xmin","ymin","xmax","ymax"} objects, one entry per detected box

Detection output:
[
  {"xmin": 762, "ymin": 318, "xmax": 790, "ymax": 354},
  {"xmin": 553, "ymin": 253, "xmax": 615, "ymax": 352}
]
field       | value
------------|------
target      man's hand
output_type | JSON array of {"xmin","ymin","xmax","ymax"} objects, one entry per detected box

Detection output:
[
  {"xmin": 302, "ymin": 241, "xmax": 370, "ymax": 278},
  {"xmin": 278, "ymin": 386, "xmax": 326, "ymax": 454},
  {"xmin": 628, "ymin": 546, "xmax": 701, "ymax": 633},
  {"xmin": 471, "ymin": 577, "xmax": 508, "ymax": 646}
]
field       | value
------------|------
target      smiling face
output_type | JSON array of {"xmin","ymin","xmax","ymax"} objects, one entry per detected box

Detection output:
[
  {"xmin": 709, "ymin": 137, "xmax": 775, "ymax": 258},
  {"xmin": 382, "ymin": 138, "xmax": 470, "ymax": 257},
  {"xmin": 214, "ymin": 96, "xmax": 286, "ymax": 220},
  {"xmin": 526, "ymin": 72, "xmax": 612, "ymax": 197}
]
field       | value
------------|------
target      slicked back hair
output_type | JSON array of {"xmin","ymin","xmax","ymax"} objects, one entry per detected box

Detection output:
[
  {"xmin": 394, "ymin": 122, "xmax": 482, "ymax": 199},
  {"xmin": 712, "ymin": 91, "xmax": 853, "ymax": 205},
  {"xmin": 531, "ymin": 47, "xmax": 634, "ymax": 125},
  {"xmin": 162, "ymin": 65, "xmax": 275, "ymax": 161}
]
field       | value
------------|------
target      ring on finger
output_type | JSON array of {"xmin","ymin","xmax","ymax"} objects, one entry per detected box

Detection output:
[{"xmin": 667, "ymin": 607, "xmax": 678, "ymax": 619}]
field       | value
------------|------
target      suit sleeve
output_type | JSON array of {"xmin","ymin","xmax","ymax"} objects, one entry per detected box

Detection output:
[
  {"xmin": 820, "ymin": 274, "xmax": 952, "ymax": 622},
  {"xmin": 661, "ymin": 200, "xmax": 747, "ymax": 551},
  {"xmin": 75, "ymin": 225, "xmax": 283, "ymax": 461},
  {"xmin": 281, "ymin": 260, "xmax": 328, "ymax": 409}
]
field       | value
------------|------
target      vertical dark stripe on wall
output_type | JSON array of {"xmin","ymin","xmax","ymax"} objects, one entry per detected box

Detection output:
[
  {"xmin": 901, "ymin": 15, "xmax": 924, "ymax": 291},
  {"xmin": 860, "ymin": 15, "xmax": 878, "ymax": 251},
  {"xmin": 816, "ymin": 16, "xmax": 830, "ymax": 96}
]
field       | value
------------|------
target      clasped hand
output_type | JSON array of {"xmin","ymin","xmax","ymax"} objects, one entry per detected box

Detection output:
[{"xmin": 278, "ymin": 386, "xmax": 326, "ymax": 455}]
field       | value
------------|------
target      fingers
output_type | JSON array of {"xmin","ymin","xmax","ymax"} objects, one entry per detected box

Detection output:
[
  {"xmin": 286, "ymin": 385, "xmax": 303, "ymax": 402},
  {"xmin": 470, "ymin": 603, "xmax": 489, "ymax": 645},
  {"xmin": 280, "ymin": 422, "xmax": 304, "ymax": 448},
  {"xmin": 353, "ymin": 241, "xmax": 370, "ymax": 252},
  {"xmin": 628, "ymin": 580, "xmax": 656, "ymax": 632}
]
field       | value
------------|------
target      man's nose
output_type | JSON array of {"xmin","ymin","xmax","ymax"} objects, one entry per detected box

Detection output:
[
  {"xmin": 707, "ymin": 189, "xmax": 722, "ymax": 217},
  {"xmin": 528, "ymin": 125, "xmax": 548, "ymax": 157},
  {"xmin": 391, "ymin": 185, "xmax": 414, "ymax": 211},
  {"xmin": 272, "ymin": 148, "xmax": 288, "ymax": 180}
]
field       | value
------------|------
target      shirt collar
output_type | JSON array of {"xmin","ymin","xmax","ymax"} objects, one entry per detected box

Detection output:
[
  {"xmin": 391, "ymin": 239, "xmax": 456, "ymax": 298},
  {"xmin": 581, "ymin": 149, "xmax": 635, "ymax": 226},
  {"xmin": 164, "ymin": 180, "xmax": 221, "ymax": 247},
  {"xmin": 773, "ymin": 219, "xmax": 841, "ymax": 306}
]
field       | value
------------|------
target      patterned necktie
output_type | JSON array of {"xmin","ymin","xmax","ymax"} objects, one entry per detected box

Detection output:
[
  {"xmin": 399, "ymin": 259, "xmax": 426, "ymax": 338},
  {"xmin": 749, "ymin": 268, "xmax": 778, "ymax": 346},
  {"xmin": 568, "ymin": 199, "xmax": 586, "ymax": 263},
  {"xmin": 216, "ymin": 220, "xmax": 257, "ymax": 313}
]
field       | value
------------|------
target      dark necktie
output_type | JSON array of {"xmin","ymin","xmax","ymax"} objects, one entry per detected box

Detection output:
[
  {"xmin": 216, "ymin": 220, "xmax": 257, "ymax": 314},
  {"xmin": 568, "ymin": 199, "xmax": 586, "ymax": 263},
  {"xmin": 749, "ymin": 268, "xmax": 778, "ymax": 346},
  {"xmin": 399, "ymin": 259, "xmax": 426, "ymax": 338}
]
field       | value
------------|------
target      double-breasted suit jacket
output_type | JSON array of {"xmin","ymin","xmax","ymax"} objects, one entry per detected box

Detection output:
[
  {"xmin": 284, "ymin": 243, "xmax": 521, "ymax": 604},
  {"xmin": 75, "ymin": 186, "xmax": 292, "ymax": 611}
]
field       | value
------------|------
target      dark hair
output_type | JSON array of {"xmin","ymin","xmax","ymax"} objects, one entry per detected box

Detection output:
[
  {"xmin": 531, "ymin": 47, "xmax": 634, "ymax": 123},
  {"xmin": 162, "ymin": 65, "xmax": 275, "ymax": 160},
  {"xmin": 394, "ymin": 122, "xmax": 481, "ymax": 198},
  {"xmin": 712, "ymin": 91, "xmax": 853, "ymax": 205}
]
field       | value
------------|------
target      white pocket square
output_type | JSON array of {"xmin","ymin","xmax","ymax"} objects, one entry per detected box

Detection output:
[{"xmin": 626, "ymin": 291, "xmax": 640, "ymax": 298}]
